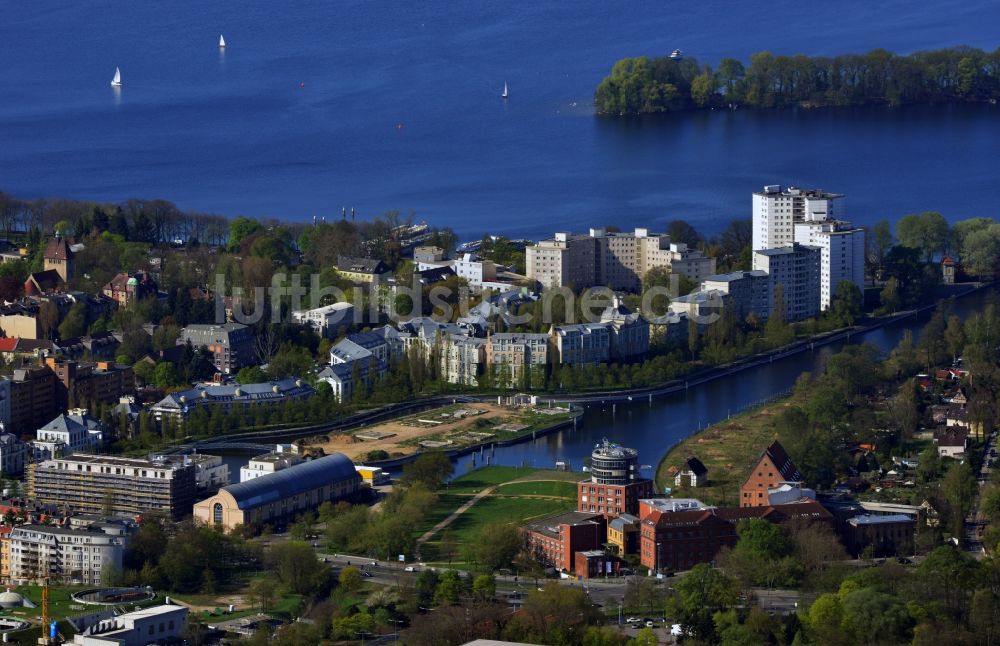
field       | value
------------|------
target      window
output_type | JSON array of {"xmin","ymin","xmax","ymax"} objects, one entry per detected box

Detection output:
[{"xmin": 213, "ymin": 503, "xmax": 223, "ymax": 525}]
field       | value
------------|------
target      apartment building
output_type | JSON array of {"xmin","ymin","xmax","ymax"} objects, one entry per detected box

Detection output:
[
  {"xmin": 701, "ymin": 270, "xmax": 771, "ymax": 322},
  {"xmin": 600, "ymin": 298, "xmax": 650, "ymax": 359},
  {"xmin": 7, "ymin": 524, "xmax": 125, "ymax": 585},
  {"xmin": 527, "ymin": 228, "xmax": 708, "ymax": 291},
  {"xmin": 179, "ymin": 322, "xmax": 255, "ymax": 374},
  {"xmin": 752, "ymin": 185, "xmax": 844, "ymax": 251},
  {"xmin": 794, "ymin": 219, "xmax": 866, "ymax": 310},
  {"xmin": 239, "ymin": 445, "xmax": 303, "ymax": 482},
  {"xmin": 329, "ymin": 331, "xmax": 393, "ymax": 365},
  {"xmin": 291, "ymin": 302, "xmax": 355, "ymax": 339},
  {"xmin": 549, "ymin": 323, "xmax": 611, "ymax": 365},
  {"xmin": 485, "ymin": 333, "xmax": 549, "ymax": 387},
  {"xmin": 752, "ymin": 244, "xmax": 821, "ymax": 322},
  {"xmin": 452, "ymin": 253, "xmax": 497, "ymax": 292},
  {"xmin": 33, "ymin": 410, "xmax": 105, "ymax": 459},
  {"xmin": 439, "ymin": 334, "xmax": 486, "ymax": 386},
  {"xmin": 45, "ymin": 357, "xmax": 136, "ymax": 409},
  {"xmin": 157, "ymin": 453, "xmax": 230, "ymax": 492},
  {"xmin": 6, "ymin": 365, "xmax": 58, "ymax": 432},
  {"xmin": 0, "ymin": 433, "xmax": 27, "ymax": 476},
  {"xmin": 27, "ymin": 454, "xmax": 197, "ymax": 519},
  {"xmin": 317, "ymin": 359, "xmax": 387, "ymax": 402},
  {"xmin": 661, "ymin": 243, "xmax": 717, "ymax": 282}
]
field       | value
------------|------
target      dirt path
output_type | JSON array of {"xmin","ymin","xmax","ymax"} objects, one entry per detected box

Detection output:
[{"xmin": 414, "ymin": 486, "xmax": 497, "ymax": 559}]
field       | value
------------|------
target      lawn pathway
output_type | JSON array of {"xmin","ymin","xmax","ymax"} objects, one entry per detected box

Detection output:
[{"xmin": 415, "ymin": 486, "xmax": 497, "ymax": 560}]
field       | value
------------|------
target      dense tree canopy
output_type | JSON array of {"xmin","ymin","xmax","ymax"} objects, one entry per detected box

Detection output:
[{"xmin": 596, "ymin": 46, "xmax": 1000, "ymax": 115}]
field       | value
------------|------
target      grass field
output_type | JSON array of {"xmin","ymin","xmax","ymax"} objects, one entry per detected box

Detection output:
[
  {"xmin": 418, "ymin": 466, "xmax": 581, "ymax": 564},
  {"xmin": 655, "ymin": 398, "xmax": 799, "ymax": 506}
]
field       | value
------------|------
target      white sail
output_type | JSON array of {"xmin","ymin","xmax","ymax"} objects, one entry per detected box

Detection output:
[
  {"xmin": 502, "ymin": 81, "xmax": 508, "ymax": 99},
  {"xmin": 111, "ymin": 67, "xmax": 121, "ymax": 86},
  {"xmin": 219, "ymin": 34, "xmax": 226, "ymax": 48}
]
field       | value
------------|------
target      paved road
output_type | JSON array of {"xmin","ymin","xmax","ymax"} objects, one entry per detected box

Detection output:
[{"xmin": 965, "ymin": 430, "xmax": 997, "ymax": 558}]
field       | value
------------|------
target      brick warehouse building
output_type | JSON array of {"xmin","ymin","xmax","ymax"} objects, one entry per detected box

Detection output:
[
  {"xmin": 522, "ymin": 511, "xmax": 606, "ymax": 573},
  {"xmin": 577, "ymin": 439, "xmax": 655, "ymax": 517},
  {"xmin": 740, "ymin": 440, "xmax": 803, "ymax": 507}
]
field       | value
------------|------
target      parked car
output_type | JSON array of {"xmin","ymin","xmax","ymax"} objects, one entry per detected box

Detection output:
[{"xmin": 404, "ymin": 566, "xmax": 417, "ymax": 572}]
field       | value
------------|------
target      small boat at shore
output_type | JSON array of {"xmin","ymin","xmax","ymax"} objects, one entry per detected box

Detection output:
[
  {"xmin": 110, "ymin": 67, "xmax": 121, "ymax": 86},
  {"xmin": 670, "ymin": 49, "xmax": 683, "ymax": 60}
]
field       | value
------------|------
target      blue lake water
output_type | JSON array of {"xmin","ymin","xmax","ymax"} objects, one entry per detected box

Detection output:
[{"xmin": 2, "ymin": 1, "xmax": 1000, "ymax": 239}]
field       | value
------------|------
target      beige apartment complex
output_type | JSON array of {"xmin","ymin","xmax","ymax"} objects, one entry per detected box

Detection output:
[{"xmin": 527, "ymin": 228, "xmax": 715, "ymax": 291}]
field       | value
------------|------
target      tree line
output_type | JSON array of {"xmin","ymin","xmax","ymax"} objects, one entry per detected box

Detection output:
[{"xmin": 595, "ymin": 46, "xmax": 1000, "ymax": 115}]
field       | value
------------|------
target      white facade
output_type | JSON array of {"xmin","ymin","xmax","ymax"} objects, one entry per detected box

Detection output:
[
  {"xmin": 34, "ymin": 410, "xmax": 104, "ymax": 459},
  {"xmin": 794, "ymin": 220, "xmax": 865, "ymax": 310},
  {"xmin": 292, "ymin": 302, "xmax": 355, "ymax": 338},
  {"xmin": 752, "ymin": 185, "xmax": 844, "ymax": 251},
  {"xmin": 239, "ymin": 446, "xmax": 304, "ymax": 482},
  {"xmin": 752, "ymin": 244, "xmax": 822, "ymax": 322},
  {"xmin": 452, "ymin": 253, "xmax": 497, "ymax": 292},
  {"xmin": 9, "ymin": 524, "xmax": 125, "ymax": 586},
  {"xmin": 72, "ymin": 605, "xmax": 187, "ymax": 646}
]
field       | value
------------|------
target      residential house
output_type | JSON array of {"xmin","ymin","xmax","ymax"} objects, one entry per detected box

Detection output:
[
  {"xmin": 335, "ymin": 256, "xmax": 392, "ymax": 286},
  {"xmin": 674, "ymin": 456, "xmax": 708, "ymax": 488},
  {"xmin": 933, "ymin": 426, "xmax": 969, "ymax": 458},
  {"xmin": 101, "ymin": 271, "xmax": 158, "ymax": 308}
]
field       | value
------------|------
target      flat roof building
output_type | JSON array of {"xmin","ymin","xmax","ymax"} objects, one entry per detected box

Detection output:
[{"xmin": 27, "ymin": 454, "xmax": 197, "ymax": 519}]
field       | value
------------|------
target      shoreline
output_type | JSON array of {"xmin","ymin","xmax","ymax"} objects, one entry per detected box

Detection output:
[{"xmin": 173, "ymin": 283, "xmax": 985, "ymax": 466}]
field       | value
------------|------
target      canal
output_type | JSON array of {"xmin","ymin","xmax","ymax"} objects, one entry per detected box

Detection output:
[{"xmin": 451, "ymin": 289, "xmax": 992, "ymax": 481}]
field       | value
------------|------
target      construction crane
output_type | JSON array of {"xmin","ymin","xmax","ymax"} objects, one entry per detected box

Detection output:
[{"xmin": 38, "ymin": 576, "xmax": 57, "ymax": 645}]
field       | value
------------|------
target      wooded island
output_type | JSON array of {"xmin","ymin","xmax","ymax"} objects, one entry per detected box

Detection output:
[{"xmin": 594, "ymin": 46, "xmax": 1000, "ymax": 115}]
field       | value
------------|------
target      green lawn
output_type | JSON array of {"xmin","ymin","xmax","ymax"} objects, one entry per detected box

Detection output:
[
  {"xmin": 444, "ymin": 466, "xmax": 542, "ymax": 494},
  {"xmin": 417, "ymin": 466, "xmax": 583, "ymax": 565},
  {"xmin": 496, "ymin": 480, "xmax": 578, "ymax": 498},
  {"xmin": 655, "ymin": 398, "xmax": 797, "ymax": 506}
]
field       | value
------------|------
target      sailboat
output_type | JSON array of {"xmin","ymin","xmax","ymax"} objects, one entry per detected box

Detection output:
[
  {"xmin": 219, "ymin": 34, "xmax": 226, "ymax": 48},
  {"xmin": 110, "ymin": 67, "xmax": 122, "ymax": 87},
  {"xmin": 502, "ymin": 81, "xmax": 508, "ymax": 99}
]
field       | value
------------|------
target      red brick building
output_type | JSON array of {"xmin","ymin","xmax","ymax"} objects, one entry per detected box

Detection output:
[
  {"xmin": 577, "ymin": 439, "xmax": 655, "ymax": 517},
  {"xmin": 740, "ymin": 440, "xmax": 803, "ymax": 507},
  {"xmin": 522, "ymin": 511, "xmax": 606, "ymax": 574},
  {"xmin": 639, "ymin": 509, "xmax": 737, "ymax": 574}
]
